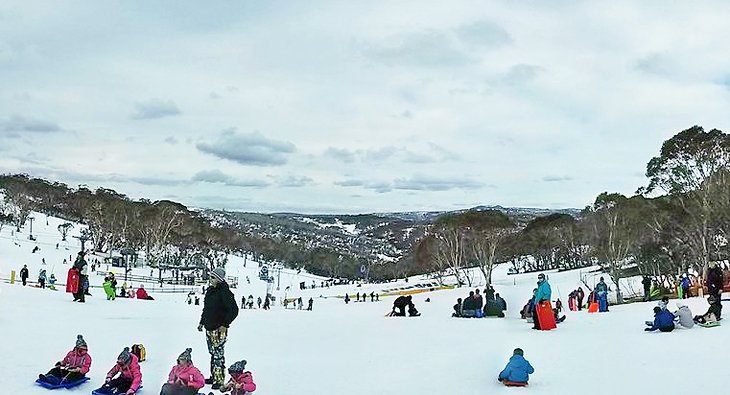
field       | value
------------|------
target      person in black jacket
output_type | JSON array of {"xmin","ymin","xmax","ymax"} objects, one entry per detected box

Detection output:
[
  {"xmin": 642, "ymin": 276, "xmax": 652, "ymax": 302},
  {"xmin": 20, "ymin": 264, "xmax": 29, "ymax": 286},
  {"xmin": 198, "ymin": 267, "xmax": 239, "ymax": 390},
  {"xmin": 707, "ymin": 262, "xmax": 724, "ymax": 298},
  {"xmin": 392, "ymin": 295, "xmax": 412, "ymax": 316}
]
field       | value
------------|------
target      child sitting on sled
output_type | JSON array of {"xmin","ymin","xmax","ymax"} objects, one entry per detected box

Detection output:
[
  {"xmin": 94, "ymin": 347, "xmax": 142, "ymax": 394},
  {"xmin": 38, "ymin": 335, "xmax": 92, "ymax": 385},
  {"xmin": 498, "ymin": 348, "xmax": 534, "ymax": 386},
  {"xmin": 220, "ymin": 360, "xmax": 257, "ymax": 394},
  {"xmin": 160, "ymin": 348, "xmax": 205, "ymax": 395}
]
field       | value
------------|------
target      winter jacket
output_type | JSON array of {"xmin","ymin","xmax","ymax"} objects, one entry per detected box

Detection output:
[
  {"xmin": 673, "ymin": 306, "xmax": 694, "ymax": 329},
  {"xmin": 642, "ymin": 277, "xmax": 652, "ymax": 291},
  {"xmin": 595, "ymin": 281, "xmax": 608, "ymax": 295},
  {"xmin": 474, "ymin": 294, "xmax": 484, "ymax": 310},
  {"xmin": 462, "ymin": 297, "xmax": 475, "ymax": 311},
  {"xmin": 136, "ymin": 288, "xmax": 149, "ymax": 299},
  {"xmin": 484, "ymin": 298, "xmax": 503, "ymax": 317},
  {"xmin": 167, "ymin": 363, "xmax": 205, "ymax": 389},
  {"xmin": 680, "ymin": 277, "xmax": 690, "ymax": 289},
  {"xmin": 200, "ymin": 281, "xmax": 239, "ymax": 331},
  {"xmin": 496, "ymin": 296, "xmax": 507, "ymax": 311},
  {"xmin": 228, "ymin": 371, "xmax": 257, "ymax": 394},
  {"xmin": 20, "ymin": 267, "xmax": 29, "ymax": 279},
  {"xmin": 535, "ymin": 280, "xmax": 551, "ymax": 303},
  {"xmin": 576, "ymin": 289, "xmax": 584, "ymax": 300},
  {"xmin": 646, "ymin": 309, "xmax": 675, "ymax": 332},
  {"xmin": 106, "ymin": 354, "xmax": 142, "ymax": 392},
  {"xmin": 707, "ymin": 267, "xmax": 724, "ymax": 295},
  {"xmin": 61, "ymin": 349, "xmax": 92, "ymax": 374},
  {"xmin": 498, "ymin": 355, "xmax": 535, "ymax": 383}
]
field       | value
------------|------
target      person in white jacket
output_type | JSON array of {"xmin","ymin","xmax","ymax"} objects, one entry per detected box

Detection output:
[{"xmin": 673, "ymin": 302, "xmax": 694, "ymax": 329}]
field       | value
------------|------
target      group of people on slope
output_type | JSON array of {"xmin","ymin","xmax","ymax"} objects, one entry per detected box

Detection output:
[
  {"xmin": 391, "ymin": 295, "xmax": 421, "ymax": 317},
  {"xmin": 37, "ymin": 335, "xmax": 255, "ymax": 395},
  {"xmin": 281, "ymin": 296, "xmax": 314, "ymax": 310},
  {"xmin": 646, "ymin": 293, "xmax": 723, "ymax": 332},
  {"xmin": 344, "ymin": 291, "xmax": 380, "ymax": 304},
  {"xmin": 17, "ymin": 264, "xmax": 57, "ymax": 289},
  {"xmin": 453, "ymin": 286, "xmax": 506, "ymax": 318}
]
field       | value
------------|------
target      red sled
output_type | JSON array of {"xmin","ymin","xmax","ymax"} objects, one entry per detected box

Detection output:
[
  {"xmin": 66, "ymin": 268, "xmax": 80, "ymax": 294},
  {"xmin": 536, "ymin": 301, "xmax": 556, "ymax": 330},
  {"xmin": 503, "ymin": 381, "xmax": 528, "ymax": 387},
  {"xmin": 568, "ymin": 298, "xmax": 577, "ymax": 311}
]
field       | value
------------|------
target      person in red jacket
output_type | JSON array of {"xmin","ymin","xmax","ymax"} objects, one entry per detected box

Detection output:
[
  {"xmin": 220, "ymin": 360, "xmax": 257, "ymax": 394},
  {"xmin": 136, "ymin": 284, "xmax": 154, "ymax": 300},
  {"xmin": 39, "ymin": 335, "xmax": 92, "ymax": 385},
  {"xmin": 94, "ymin": 347, "xmax": 142, "ymax": 394}
]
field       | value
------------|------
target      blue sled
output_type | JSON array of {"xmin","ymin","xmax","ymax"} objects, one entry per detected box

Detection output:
[
  {"xmin": 35, "ymin": 376, "xmax": 90, "ymax": 389},
  {"xmin": 91, "ymin": 384, "xmax": 143, "ymax": 394}
]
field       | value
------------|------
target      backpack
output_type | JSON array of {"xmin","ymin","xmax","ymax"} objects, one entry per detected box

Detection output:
[{"xmin": 131, "ymin": 344, "xmax": 146, "ymax": 362}]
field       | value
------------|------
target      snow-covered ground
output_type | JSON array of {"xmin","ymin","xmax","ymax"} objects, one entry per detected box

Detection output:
[{"xmin": 0, "ymin": 214, "xmax": 727, "ymax": 395}]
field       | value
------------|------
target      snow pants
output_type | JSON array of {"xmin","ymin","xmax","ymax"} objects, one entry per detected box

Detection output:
[
  {"xmin": 94, "ymin": 376, "xmax": 132, "ymax": 394},
  {"xmin": 45, "ymin": 366, "xmax": 85, "ymax": 383},
  {"xmin": 598, "ymin": 294, "xmax": 608, "ymax": 312},
  {"xmin": 206, "ymin": 326, "xmax": 228, "ymax": 385}
]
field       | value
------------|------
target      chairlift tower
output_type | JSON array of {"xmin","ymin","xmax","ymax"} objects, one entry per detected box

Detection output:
[{"xmin": 73, "ymin": 228, "xmax": 92, "ymax": 254}]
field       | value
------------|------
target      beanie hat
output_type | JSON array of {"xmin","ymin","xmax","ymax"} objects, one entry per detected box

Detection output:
[
  {"xmin": 211, "ymin": 267, "xmax": 226, "ymax": 282},
  {"xmin": 228, "ymin": 360, "xmax": 247, "ymax": 374},
  {"xmin": 118, "ymin": 347, "xmax": 132, "ymax": 364},
  {"xmin": 178, "ymin": 348, "xmax": 193, "ymax": 363},
  {"xmin": 537, "ymin": 273, "xmax": 545, "ymax": 280},
  {"xmin": 75, "ymin": 334, "xmax": 87, "ymax": 349},
  {"xmin": 513, "ymin": 348, "xmax": 524, "ymax": 356}
]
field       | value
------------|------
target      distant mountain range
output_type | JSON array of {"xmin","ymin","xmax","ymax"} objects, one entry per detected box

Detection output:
[{"xmin": 202, "ymin": 205, "xmax": 580, "ymax": 263}]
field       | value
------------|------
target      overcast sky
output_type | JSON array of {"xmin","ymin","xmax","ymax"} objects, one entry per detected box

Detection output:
[{"xmin": 2, "ymin": 1, "xmax": 730, "ymax": 214}]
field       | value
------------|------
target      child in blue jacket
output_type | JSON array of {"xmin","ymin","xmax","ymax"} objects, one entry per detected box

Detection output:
[
  {"xmin": 645, "ymin": 306, "xmax": 675, "ymax": 332},
  {"xmin": 498, "ymin": 348, "xmax": 535, "ymax": 385}
]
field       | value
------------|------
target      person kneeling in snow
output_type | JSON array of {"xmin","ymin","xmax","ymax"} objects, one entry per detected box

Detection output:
[
  {"xmin": 694, "ymin": 295, "xmax": 722, "ymax": 324},
  {"xmin": 94, "ymin": 347, "xmax": 141, "ymax": 394},
  {"xmin": 220, "ymin": 360, "xmax": 257, "ymax": 394},
  {"xmin": 498, "ymin": 348, "xmax": 534, "ymax": 386},
  {"xmin": 160, "ymin": 348, "xmax": 205, "ymax": 395},
  {"xmin": 645, "ymin": 306, "xmax": 675, "ymax": 332},
  {"xmin": 673, "ymin": 302, "xmax": 694, "ymax": 329},
  {"xmin": 38, "ymin": 335, "xmax": 92, "ymax": 385},
  {"xmin": 392, "ymin": 295, "xmax": 412, "ymax": 316}
]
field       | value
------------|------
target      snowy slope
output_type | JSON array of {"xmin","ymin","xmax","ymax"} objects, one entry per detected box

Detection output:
[{"xmin": 0, "ymin": 214, "xmax": 728, "ymax": 395}]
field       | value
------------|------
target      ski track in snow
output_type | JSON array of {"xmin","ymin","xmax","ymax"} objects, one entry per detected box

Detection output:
[{"xmin": 0, "ymin": 212, "xmax": 726, "ymax": 394}]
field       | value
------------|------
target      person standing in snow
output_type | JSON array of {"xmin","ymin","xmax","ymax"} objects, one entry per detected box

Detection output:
[
  {"xmin": 498, "ymin": 348, "xmax": 534, "ymax": 385},
  {"xmin": 706, "ymin": 262, "xmax": 724, "ymax": 299},
  {"xmin": 474, "ymin": 289, "xmax": 484, "ymax": 312},
  {"xmin": 532, "ymin": 274, "xmax": 551, "ymax": 329},
  {"xmin": 595, "ymin": 277, "xmax": 609, "ymax": 312},
  {"xmin": 642, "ymin": 276, "xmax": 652, "ymax": 302},
  {"xmin": 73, "ymin": 253, "xmax": 88, "ymax": 302},
  {"xmin": 576, "ymin": 287, "xmax": 585, "ymax": 311},
  {"xmin": 307, "ymin": 298, "xmax": 313, "ymax": 311},
  {"xmin": 94, "ymin": 347, "xmax": 142, "ymax": 395},
  {"xmin": 38, "ymin": 269, "xmax": 47, "ymax": 288},
  {"xmin": 344, "ymin": 293, "xmax": 350, "ymax": 304},
  {"xmin": 38, "ymin": 335, "xmax": 92, "ymax": 385},
  {"xmin": 257, "ymin": 297, "xmax": 262, "ymax": 309},
  {"xmin": 20, "ymin": 264, "xmax": 29, "ymax": 286},
  {"xmin": 680, "ymin": 274, "xmax": 691, "ymax": 299},
  {"xmin": 198, "ymin": 267, "xmax": 239, "ymax": 390}
]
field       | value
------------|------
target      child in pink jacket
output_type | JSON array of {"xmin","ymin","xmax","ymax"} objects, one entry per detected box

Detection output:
[
  {"xmin": 160, "ymin": 348, "xmax": 205, "ymax": 395},
  {"xmin": 38, "ymin": 334, "xmax": 92, "ymax": 385},
  {"xmin": 220, "ymin": 360, "xmax": 257, "ymax": 394},
  {"xmin": 94, "ymin": 347, "xmax": 142, "ymax": 394}
]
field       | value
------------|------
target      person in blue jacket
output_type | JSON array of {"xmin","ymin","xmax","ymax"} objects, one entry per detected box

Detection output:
[
  {"xmin": 645, "ymin": 306, "xmax": 675, "ymax": 332},
  {"xmin": 532, "ymin": 274, "xmax": 551, "ymax": 329},
  {"xmin": 498, "ymin": 348, "xmax": 535, "ymax": 385},
  {"xmin": 595, "ymin": 277, "xmax": 610, "ymax": 312}
]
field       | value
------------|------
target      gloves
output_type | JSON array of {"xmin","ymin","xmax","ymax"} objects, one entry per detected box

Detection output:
[
  {"xmin": 126, "ymin": 390, "xmax": 135, "ymax": 395},
  {"xmin": 55, "ymin": 361, "xmax": 62, "ymax": 367},
  {"xmin": 644, "ymin": 327, "xmax": 652, "ymax": 332},
  {"xmin": 197, "ymin": 324, "xmax": 204, "ymax": 332},
  {"xmin": 105, "ymin": 377, "xmax": 111, "ymax": 383}
]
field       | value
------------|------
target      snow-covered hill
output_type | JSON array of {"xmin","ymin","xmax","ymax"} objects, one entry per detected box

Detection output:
[{"xmin": 0, "ymin": 213, "xmax": 727, "ymax": 395}]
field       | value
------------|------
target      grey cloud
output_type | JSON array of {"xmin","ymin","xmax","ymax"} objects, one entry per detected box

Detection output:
[
  {"xmin": 325, "ymin": 147, "xmax": 357, "ymax": 163},
  {"xmin": 542, "ymin": 176, "xmax": 573, "ymax": 182},
  {"xmin": 635, "ymin": 53, "xmax": 672, "ymax": 76},
  {"xmin": 0, "ymin": 114, "xmax": 61, "ymax": 133},
  {"xmin": 362, "ymin": 30, "xmax": 471, "ymax": 67},
  {"xmin": 455, "ymin": 20, "xmax": 512, "ymax": 48},
  {"xmin": 327, "ymin": 145, "xmax": 448, "ymax": 164},
  {"xmin": 196, "ymin": 129, "xmax": 296, "ymax": 166},
  {"xmin": 502, "ymin": 64, "xmax": 544, "ymax": 84},
  {"xmin": 191, "ymin": 169, "xmax": 269, "ymax": 188},
  {"xmin": 164, "ymin": 136, "xmax": 179, "ymax": 145},
  {"xmin": 278, "ymin": 175, "xmax": 314, "ymax": 187},
  {"xmin": 131, "ymin": 99, "xmax": 181, "ymax": 120},
  {"xmin": 365, "ymin": 182, "xmax": 393, "ymax": 193},
  {"xmin": 393, "ymin": 174, "xmax": 484, "ymax": 191},
  {"xmin": 334, "ymin": 179, "xmax": 365, "ymax": 187}
]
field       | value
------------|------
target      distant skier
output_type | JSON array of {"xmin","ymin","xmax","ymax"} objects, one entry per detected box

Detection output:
[
  {"xmin": 241, "ymin": 296, "xmax": 247, "ymax": 309},
  {"xmin": 247, "ymin": 295, "xmax": 254, "ymax": 309},
  {"xmin": 38, "ymin": 269, "xmax": 47, "ymax": 288},
  {"xmin": 370, "ymin": 292, "xmax": 375, "ymax": 302},
  {"xmin": 20, "ymin": 264, "xmax": 29, "ymax": 286},
  {"xmin": 356, "ymin": 292, "xmax": 360, "ymax": 302},
  {"xmin": 160, "ymin": 348, "xmax": 205, "ymax": 395},
  {"xmin": 94, "ymin": 347, "xmax": 142, "ymax": 395},
  {"xmin": 344, "ymin": 294, "xmax": 350, "ymax": 304},
  {"xmin": 307, "ymin": 298, "xmax": 313, "ymax": 311},
  {"xmin": 297, "ymin": 297, "xmax": 303, "ymax": 310},
  {"xmin": 257, "ymin": 297, "xmax": 262, "ymax": 309},
  {"xmin": 38, "ymin": 335, "xmax": 92, "ymax": 385},
  {"xmin": 498, "ymin": 348, "xmax": 534, "ymax": 386}
]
